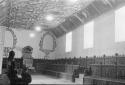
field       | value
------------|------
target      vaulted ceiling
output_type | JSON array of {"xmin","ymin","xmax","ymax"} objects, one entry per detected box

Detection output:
[
  {"xmin": 0, "ymin": 0, "xmax": 92, "ymax": 29},
  {"xmin": 0, "ymin": 0, "xmax": 125, "ymax": 38}
]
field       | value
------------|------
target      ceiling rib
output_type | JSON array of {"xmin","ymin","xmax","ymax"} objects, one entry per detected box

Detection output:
[
  {"xmin": 69, "ymin": 15, "xmax": 82, "ymax": 29},
  {"xmin": 60, "ymin": 24, "xmax": 68, "ymax": 33},
  {"xmin": 91, "ymin": 3, "xmax": 101, "ymax": 15},
  {"xmin": 73, "ymin": 14, "xmax": 84, "ymax": 24},
  {"xmin": 61, "ymin": 18, "xmax": 74, "ymax": 31}
]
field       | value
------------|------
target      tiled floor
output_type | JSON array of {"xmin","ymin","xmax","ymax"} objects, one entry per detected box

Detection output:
[{"xmin": 30, "ymin": 74, "xmax": 83, "ymax": 84}]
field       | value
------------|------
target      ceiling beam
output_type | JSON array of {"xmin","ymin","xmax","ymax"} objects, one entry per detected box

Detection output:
[
  {"xmin": 91, "ymin": 3, "xmax": 101, "ymax": 15},
  {"xmin": 60, "ymin": 24, "xmax": 68, "ymax": 33},
  {"xmin": 73, "ymin": 13, "xmax": 84, "ymax": 24}
]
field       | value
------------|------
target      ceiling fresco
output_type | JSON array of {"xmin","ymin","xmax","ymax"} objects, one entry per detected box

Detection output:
[
  {"xmin": 0, "ymin": 0, "xmax": 124, "ymax": 37},
  {"xmin": 1, "ymin": 0, "xmax": 93, "ymax": 29}
]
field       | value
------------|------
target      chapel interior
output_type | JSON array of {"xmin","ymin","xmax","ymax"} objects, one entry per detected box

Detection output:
[{"xmin": 0, "ymin": 0, "xmax": 125, "ymax": 85}]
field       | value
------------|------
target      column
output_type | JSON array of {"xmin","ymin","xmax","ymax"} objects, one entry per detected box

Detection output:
[{"xmin": 0, "ymin": 26, "xmax": 5, "ymax": 74}]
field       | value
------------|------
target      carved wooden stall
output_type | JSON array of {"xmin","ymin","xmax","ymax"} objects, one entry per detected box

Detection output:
[{"xmin": 83, "ymin": 54, "xmax": 125, "ymax": 85}]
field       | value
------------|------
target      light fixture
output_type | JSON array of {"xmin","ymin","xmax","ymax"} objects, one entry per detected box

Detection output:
[
  {"xmin": 30, "ymin": 33, "xmax": 35, "ymax": 38},
  {"xmin": 35, "ymin": 26, "xmax": 42, "ymax": 32},
  {"xmin": 45, "ymin": 14, "xmax": 54, "ymax": 21},
  {"xmin": 66, "ymin": 0, "xmax": 79, "ymax": 5}
]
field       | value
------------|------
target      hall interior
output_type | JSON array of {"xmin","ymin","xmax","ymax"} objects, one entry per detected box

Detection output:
[{"xmin": 0, "ymin": 0, "xmax": 125, "ymax": 85}]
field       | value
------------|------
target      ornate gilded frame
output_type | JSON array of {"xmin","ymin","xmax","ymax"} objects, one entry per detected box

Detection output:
[
  {"xmin": 6, "ymin": 28, "xmax": 17, "ymax": 49},
  {"xmin": 39, "ymin": 31, "xmax": 56, "ymax": 56}
]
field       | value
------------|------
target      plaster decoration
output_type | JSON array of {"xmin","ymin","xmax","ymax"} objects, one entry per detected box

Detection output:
[
  {"xmin": 2, "ymin": 0, "xmax": 92, "ymax": 29},
  {"xmin": 6, "ymin": 28, "xmax": 17, "ymax": 49},
  {"xmin": 0, "ymin": 0, "xmax": 7, "ymax": 7},
  {"xmin": 39, "ymin": 31, "xmax": 56, "ymax": 58},
  {"xmin": 0, "ymin": 0, "xmax": 8, "ymax": 23}
]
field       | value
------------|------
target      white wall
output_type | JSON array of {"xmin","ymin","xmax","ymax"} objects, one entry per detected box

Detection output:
[
  {"xmin": 56, "ymin": 35, "xmax": 66, "ymax": 59},
  {"xmin": 4, "ymin": 29, "xmax": 55, "ymax": 59},
  {"xmin": 55, "ymin": 10, "xmax": 125, "ymax": 59},
  {"xmin": 3, "ymin": 9, "xmax": 125, "ymax": 59},
  {"xmin": 0, "ymin": 26, "xmax": 5, "ymax": 74}
]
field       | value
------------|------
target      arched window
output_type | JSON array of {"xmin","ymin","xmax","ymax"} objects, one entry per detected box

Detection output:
[
  {"xmin": 115, "ymin": 6, "xmax": 125, "ymax": 42},
  {"xmin": 84, "ymin": 21, "xmax": 94, "ymax": 49},
  {"xmin": 66, "ymin": 32, "xmax": 72, "ymax": 52}
]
